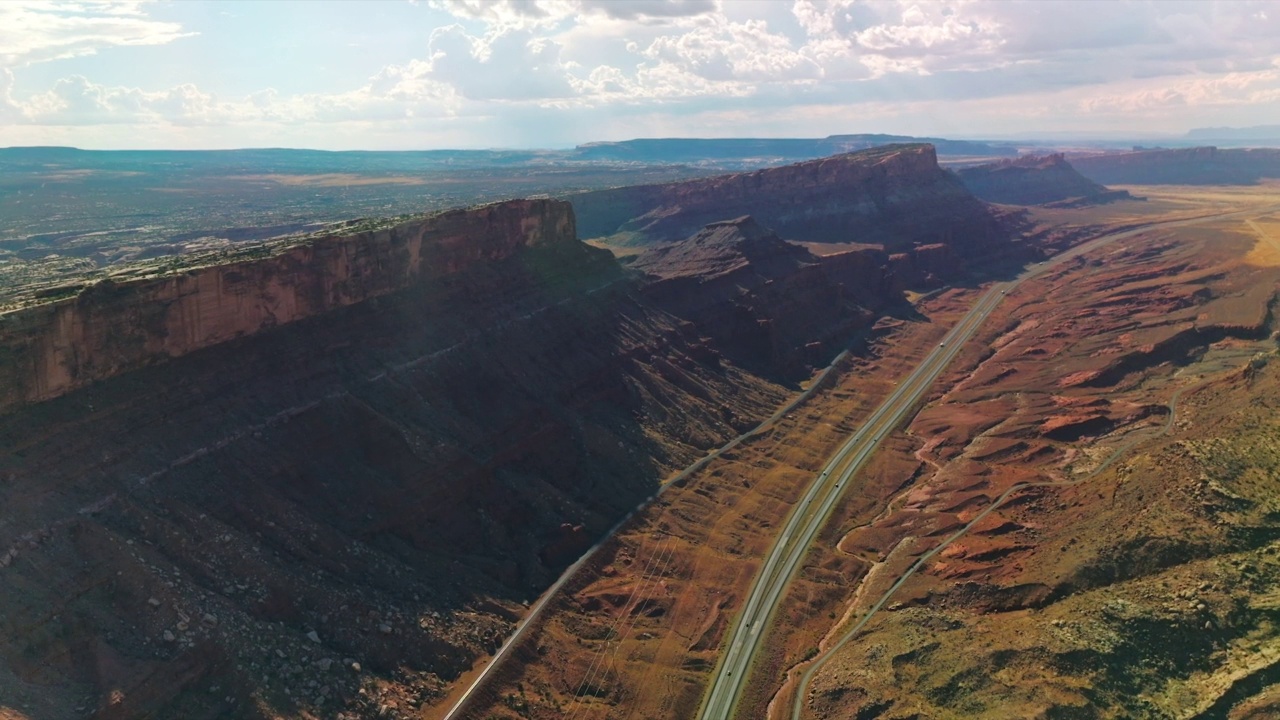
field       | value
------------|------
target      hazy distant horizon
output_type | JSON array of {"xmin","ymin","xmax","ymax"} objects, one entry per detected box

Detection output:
[
  {"xmin": 5, "ymin": 125, "xmax": 1280, "ymax": 155},
  {"xmin": 3, "ymin": 0, "xmax": 1278, "ymax": 151}
]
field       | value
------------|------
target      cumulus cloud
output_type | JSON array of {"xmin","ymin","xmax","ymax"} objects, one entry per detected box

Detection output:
[
  {"xmin": 8, "ymin": 68, "xmax": 464, "ymax": 127},
  {"xmin": 424, "ymin": 25, "xmax": 578, "ymax": 101},
  {"xmin": 0, "ymin": 68, "xmax": 24, "ymax": 122},
  {"xmin": 1079, "ymin": 68, "xmax": 1280, "ymax": 115},
  {"xmin": 427, "ymin": 0, "xmax": 572, "ymax": 30},
  {"xmin": 642, "ymin": 18, "xmax": 820, "ymax": 82},
  {"xmin": 0, "ymin": 0, "xmax": 195, "ymax": 65}
]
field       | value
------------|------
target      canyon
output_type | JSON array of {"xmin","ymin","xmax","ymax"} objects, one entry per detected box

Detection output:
[
  {"xmin": 5, "ymin": 141, "xmax": 1279, "ymax": 720},
  {"xmin": 0, "ymin": 146, "xmax": 1012, "ymax": 720},
  {"xmin": 452, "ymin": 187, "xmax": 1280, "ymax": 720}
]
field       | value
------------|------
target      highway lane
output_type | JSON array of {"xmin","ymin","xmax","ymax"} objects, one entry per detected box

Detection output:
[
  {"xmin": 701, "ymin": 202, "xmax": 1280, "ymax": 720},
  {"xmin": 697, "ymin": 282, "xmax": 1010, "ymax": 720}
]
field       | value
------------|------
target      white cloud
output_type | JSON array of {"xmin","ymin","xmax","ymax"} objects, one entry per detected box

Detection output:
[
  {"xmin": 642, "ymin": 18, "xmax": 820, "ymax": 82},
  {"xmin": 8, "ymin": 68, "xmax": 464, "ymax": 127},
  {"xmin": 1079, "ymin": 68, "xmax": 1280, "ymax": 115},
  {"xmin": 0, "ymin": 68, "xmax": 24, "ymax": 122},
  {"xmin": 423, "ymin": 25, "xmax": 578, "ymax": 101},
  {"xmin": 0, "ymin": 0, "xmax": 195, "ymax": 65},
  {"xmin": 427, "ymin": 0, "xmax": 573, "ymax": 30}
]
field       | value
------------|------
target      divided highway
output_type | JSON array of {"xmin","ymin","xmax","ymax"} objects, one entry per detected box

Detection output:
[
  {"xmin": 699, "ymin": 204, "xmax": 1280, "ymax": 720},
  {"xmin": 696, "ymin": 280, "xmax": 1011, "ymax": 720},
  {"xmin": 440, "ymin": 204, "xmax": 1278, "ymax": 720}
]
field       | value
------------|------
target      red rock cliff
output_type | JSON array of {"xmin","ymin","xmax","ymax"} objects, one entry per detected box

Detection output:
[{"xmin": 0, "ymin": 198, "xmax": 578, "ymax": 412}]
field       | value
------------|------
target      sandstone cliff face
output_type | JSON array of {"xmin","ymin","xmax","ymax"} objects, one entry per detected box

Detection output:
[
  {"xmin": 955, "ymin": 153, "xmax": 1130, "ymax": 206},
  {"xmin": 0, "ymin": 199, "xmax": 580, "ymax": 413},
  {"xmin": 1070, "ymin": 146, "xmax": 1280, "ymax": 185},
  {"xmin": 632, "ymin": 216, "xmax": 898, "ymax": 376},
  {"xmin": 570, "ymin": 144, "xmax": 1010, "ymax": 261}
]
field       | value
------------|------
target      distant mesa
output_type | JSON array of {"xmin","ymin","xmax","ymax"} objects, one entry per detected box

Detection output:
[
  {"xmin": 1070, "ymin": 146, "xmax": 1280, "ymax": 185},
  {"xmin": 955, "ymin": 153, "xmax": 1131, "ymax": 207},
  {"xmin": 1185, "ymin": 125, "xmax": 1280, "ymax": 143},
  {"xmin": 570, "ymin": 144, "xmax": 1012, "ymax": 264},
  {"xmin": 571, "ymin": 134, "xmax": 1019, "ymax": 164}
]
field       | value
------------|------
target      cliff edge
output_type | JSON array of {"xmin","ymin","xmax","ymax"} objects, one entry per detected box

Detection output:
[{"xmin": 0, "ymin": 199, "xmax": 592, "ymax": 413}]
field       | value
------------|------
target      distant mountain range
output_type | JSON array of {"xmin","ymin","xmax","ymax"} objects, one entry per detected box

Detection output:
[
  {"xmin": 573, "ymin": 134, "xmax": 1019, "ymax": 163},
  {"xmin": 1185, "ymin": 125, "xmax": 1280, "ymax": 141},
  {"xmin": 2, "ymin": 134, "xmax": 1020, "ymax": 173}
]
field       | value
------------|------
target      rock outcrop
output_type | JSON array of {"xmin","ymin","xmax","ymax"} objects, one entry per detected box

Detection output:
[
  {"xmin": 955, "ymin": 153, "xmax": 1131, "ymax": 206},
  {"xmin": 632, "ymin": 216, "xmax": 898, "ymax": 375},
  {"xmin": 1070, "ymin": 146, "xmax": 1280, "ymax": 185},
  {"xmin": 0, "ymin": 199, "xmax": 587, "ymax": 412},
  {"xmin": 570, "ymin": 144, "xmax": 1012, "ymax": 262}
]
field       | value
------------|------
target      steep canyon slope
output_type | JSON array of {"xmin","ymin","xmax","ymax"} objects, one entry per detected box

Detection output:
[{"xmin": 630, "ymin": 216, "xmax": 900, "ymax": 378}]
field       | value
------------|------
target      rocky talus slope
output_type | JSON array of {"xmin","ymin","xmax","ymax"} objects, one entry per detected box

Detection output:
[{"xmin": 955, "ymin": 153, "xmax": 1131, "ymax": 206}]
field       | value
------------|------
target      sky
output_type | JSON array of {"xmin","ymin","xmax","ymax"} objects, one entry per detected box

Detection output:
[{"xmin": 1, "ymin": 0, "xmax": 1278, "ymax": 150}]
